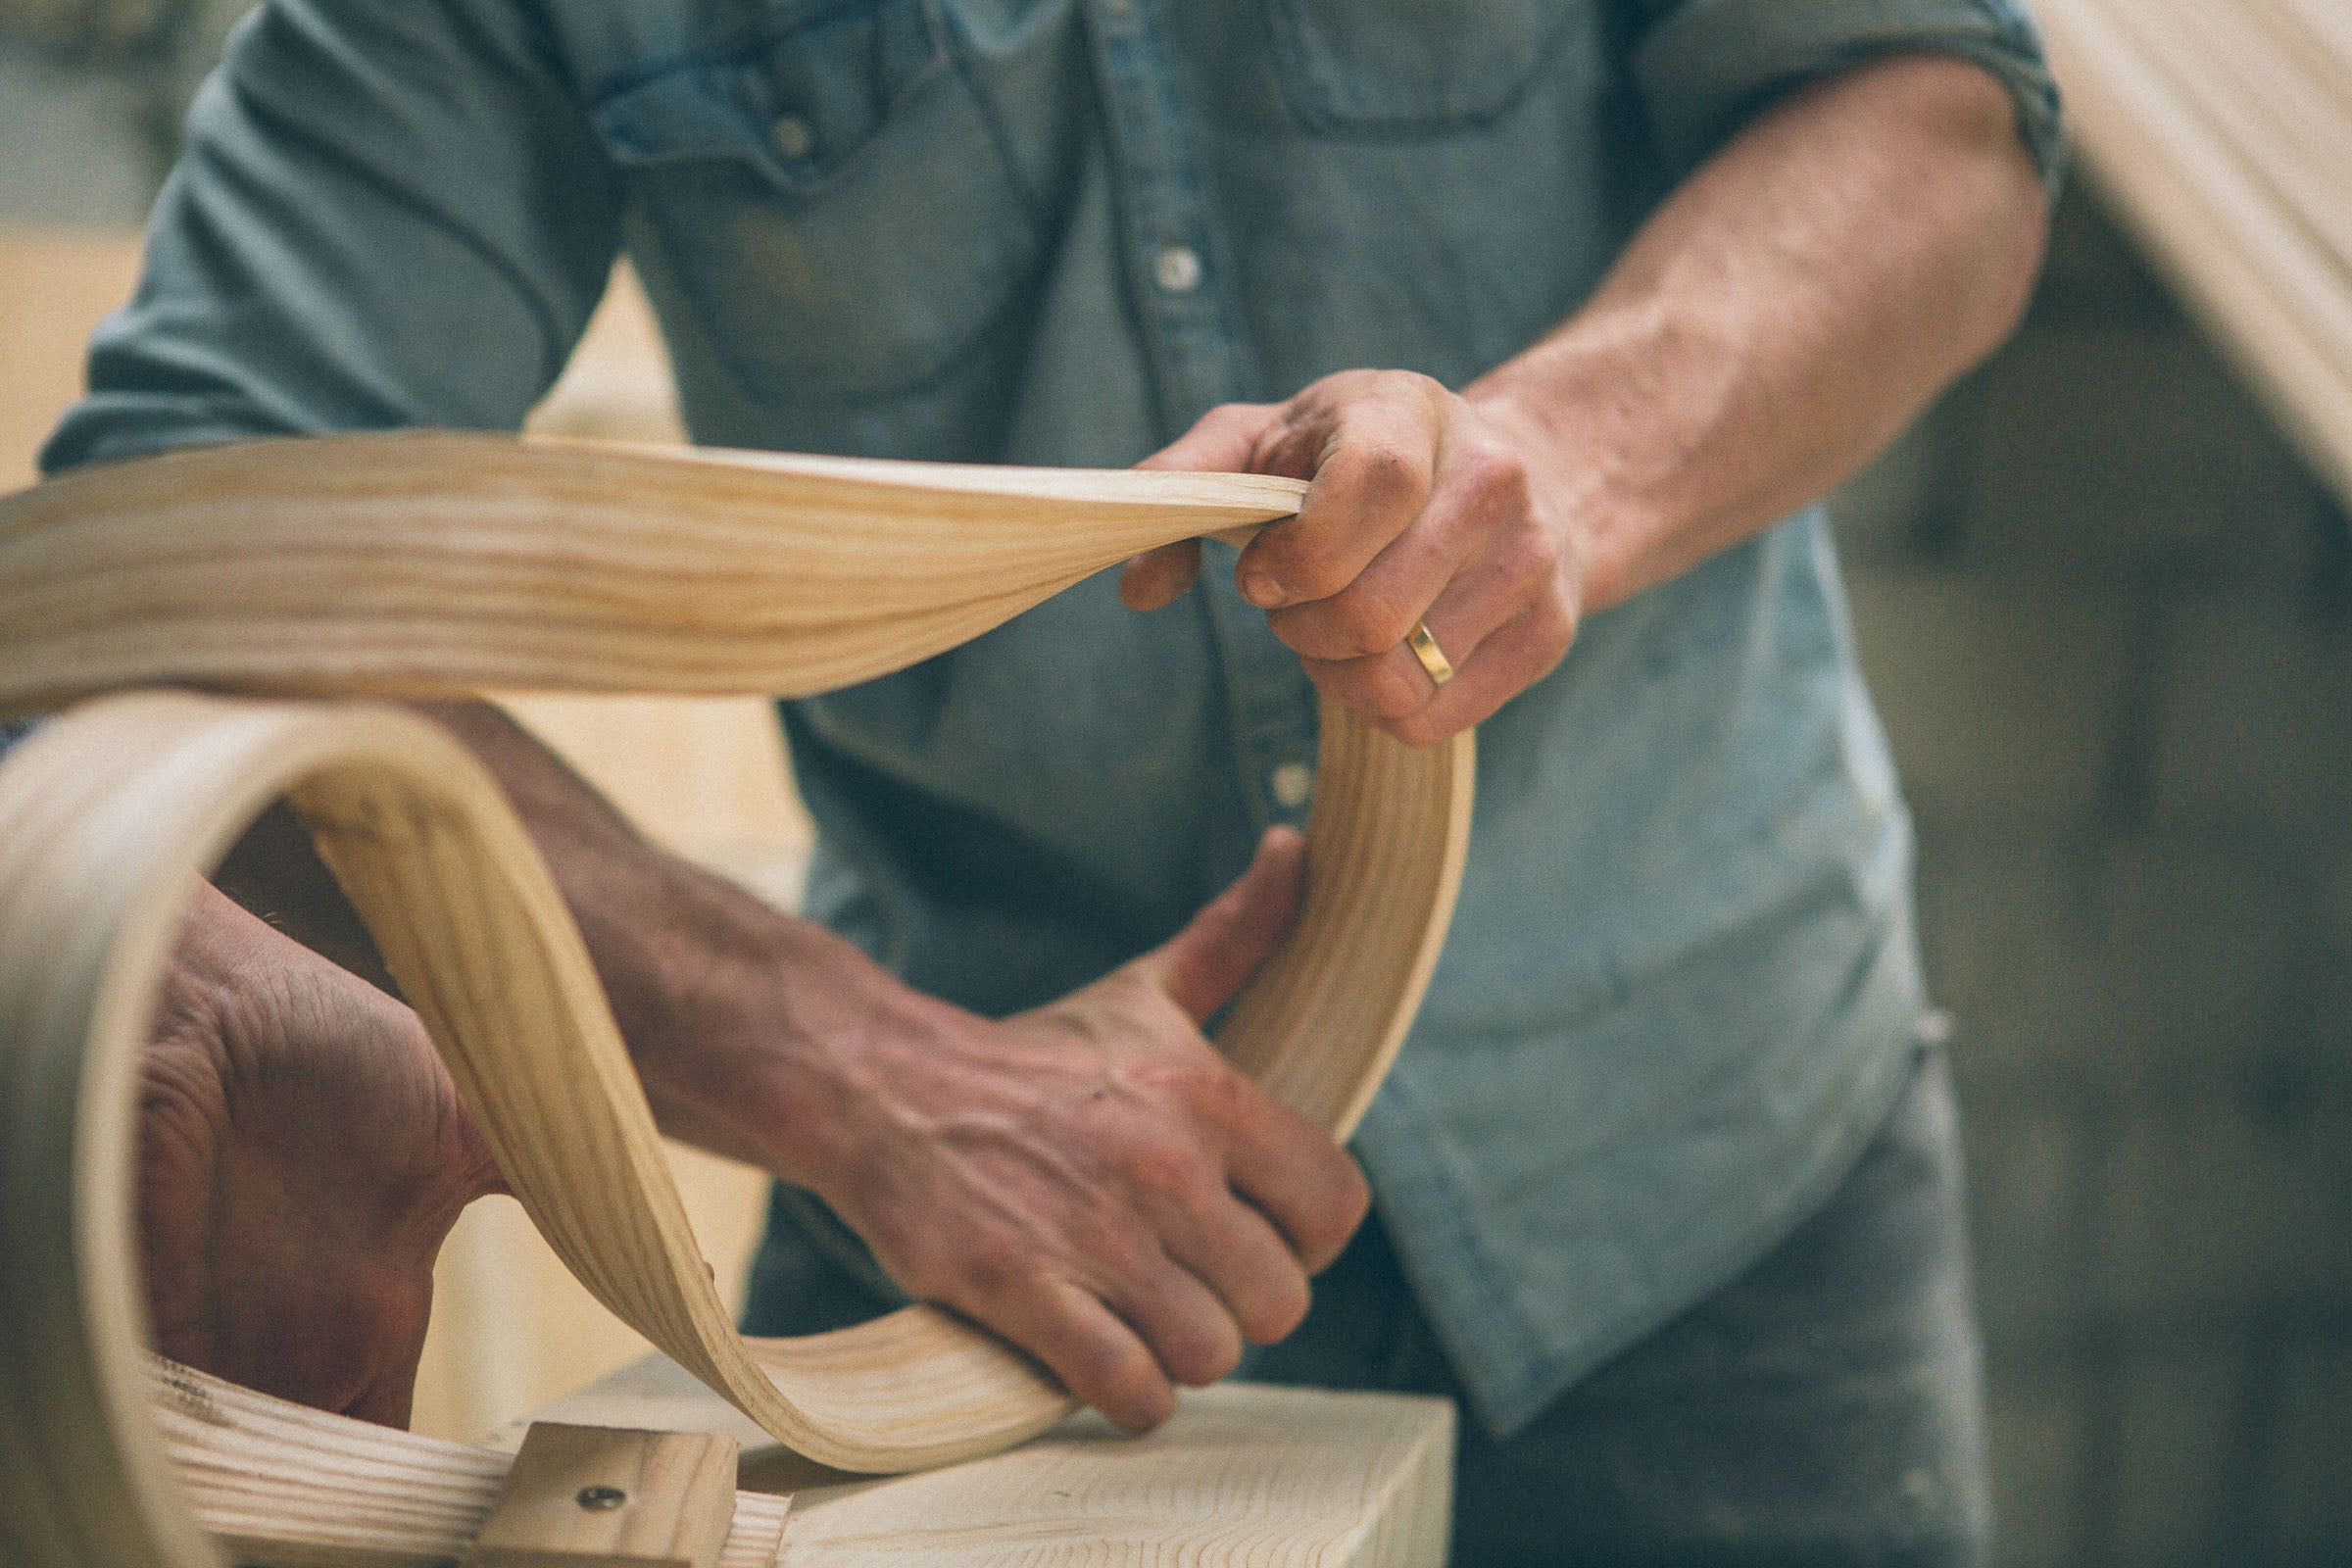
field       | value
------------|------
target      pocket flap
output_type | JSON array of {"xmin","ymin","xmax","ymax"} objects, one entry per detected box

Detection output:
[{"xmin": 593, "ymin": 64, "xmax": 794, "ymax": 179}]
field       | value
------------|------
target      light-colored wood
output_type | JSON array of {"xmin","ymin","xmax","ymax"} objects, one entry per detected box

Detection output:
[
  {"xmin": 2035, "ymin": 0, "xmax": 2352, "ymax": 510},
  {"xmin": 157, "ymin": 1348, "xmax": 1451, "ymax": 1568},
  {"xmin": 0, "ymin": 235, "xmax": 780, "ymax": 1444},
  {"xmin": 0, "ymin": 435, "xmax": 1473, "ymax": 1568},
  {"xmin": 520, "ymin": 1352, "xmax": 1453, "ymax": 1568},
  {"xmin": 150, "ymin": 1358, "xmax": 792, "ymax": 1568},
  {"xmin": 419, "ymin": 694, "xmax": 804, "ymax": 1445},
  {"xmin": 0, "ymin": 432, "xmax": 1311, "ymax": 715},
  {"xmin": 773, "ymin": 1387, "xmax": 1453, "ymax": 1568},
  {"xmin": 465, "ymin": 1424, "xmax": 736, "ymax": 1568}
]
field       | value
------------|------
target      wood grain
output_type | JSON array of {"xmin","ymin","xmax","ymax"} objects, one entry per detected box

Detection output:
[
  {"xmin": 2035, "ymin": 0, "xmax": 2352, "ymax": 509},
  {"xmin": 0, "ymin": 435, "xmax": 1473, "ymax": 1568},
  {"xmin": 464, "ymin": 1424, "xmax": 736, "ymax": 1568},
  {"xmin": 151, "ymin": 1358, "xmax": 792, "ymax": 1568},
  {"xmin": 518, "ymin": 1351, "xmax": 1453, "ymax": 1568}
]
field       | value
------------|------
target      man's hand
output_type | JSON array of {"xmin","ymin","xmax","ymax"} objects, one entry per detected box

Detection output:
[
  {"xmin": 780, "ymin": 827, "xmax": 1369, "ymax": 1433},
  {"xmin": 403, "ymin": 705, "xmax": 1369, "ymax": 1436},
  {"xmin": 1122, "ymin": 54, "xmax": 2047, "ymax": 747},
  {"xmin": 1123, "ymin": 374, "xmax": 1582, "ymax": 748},
  {"xmin": 137, "ymin": 882, "xmax": 503, "ymax": 1426}
]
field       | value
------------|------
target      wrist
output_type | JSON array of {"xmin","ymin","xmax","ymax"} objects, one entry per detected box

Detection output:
[
  {"xmin": 602, "ymin": 859, "xmax": 969, "ymax": 1199},
  {"xmin": 1462, "ymin": 363, "xmax": 1650, "ymax": 616}
]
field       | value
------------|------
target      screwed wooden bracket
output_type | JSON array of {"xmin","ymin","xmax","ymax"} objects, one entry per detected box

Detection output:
[{"xmin": 466, "ymin": 1424, "xmax": 739, "ymax": 1568}]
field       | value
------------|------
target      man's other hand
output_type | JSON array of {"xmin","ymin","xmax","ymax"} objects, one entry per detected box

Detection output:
[
  {"xmin": 1123, "ymin": 371, "xmax": 1584, "ymax": 747},
  {"xmin": 806, "ymin": 826, "xmax": 1370, "ymax": 1432},
  {"xmin": 137, "ymin": 882, "xmax": 503, "ymax": 1426}
]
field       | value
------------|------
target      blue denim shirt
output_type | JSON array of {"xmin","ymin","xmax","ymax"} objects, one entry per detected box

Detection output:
[{"xmin": 44, "ymin": 0, "xmax": 2061, "ymax": 1435}]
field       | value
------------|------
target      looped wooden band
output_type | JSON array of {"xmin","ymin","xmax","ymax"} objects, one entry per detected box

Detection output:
[{"xmin": 0, "ymin": 433, "xmax": 1472, "ymax": 1568}]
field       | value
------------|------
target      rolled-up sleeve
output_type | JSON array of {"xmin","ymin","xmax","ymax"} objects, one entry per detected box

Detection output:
[
  {"xmin": 1625, "ymin": 0, "xmax": 2065, "ymax": 188},
  {"xmin": 41, "ymin": 0, "xmax": 620, "ymax": 473}
]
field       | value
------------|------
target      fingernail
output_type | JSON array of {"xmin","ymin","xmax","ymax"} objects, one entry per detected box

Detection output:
[{"xmin": 1241, "ymin": 571, "xmax": 1286, "ymax": 608}]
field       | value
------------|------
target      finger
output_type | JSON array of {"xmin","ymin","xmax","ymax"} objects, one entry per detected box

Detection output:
[
  {"xmin": 1234, "ymin": 376, "xmax": 1444, "ymax": 610},
  {"xmin": 1137, "ymin": 401, "xmax": 1282, "ymax": 473},
  {"xmin": 1264, "ymin": 502, "xmax": 1471, "ymax": 662},
  {"xmin": 1294, "ymin": 538, "xmax": 1547, "ymax": 723},
  {"xmin": 985, "ymin": 1277, "xmax": 1177, "ymax": 1433},
  {"xmin": 1118, "ymin": 540, "xmax": 1202, "ymax": 612},
  {"xmin": 1347, "ymin": 596, "xmax": 1578, "ymax": 749},
  {"xmin": 1138, "ymin": 826, "xmax": 1305, "ymax": 1024},
  {"xmin": 1105, "ymin": 1245, "xmax": 1247, "ymax": 1389},
  {"xmin": 1149, "ymin": 1182, "xmax": 1313, "ymax": 1345},
  {"xmin": 1266, "ymin": 427, "xmax": 1537, "ymax": 662},
  {"xmin": 350, "ymin": 1361, "xmax": 420, "ymax": 1429},
  {"xmin": 1224, "ymin": 1106, "xmax": 1373, "ymax": 1276},
  {"xmin": 1125, "ymin": 404, "xmax": 1287, "ymax": 613}
]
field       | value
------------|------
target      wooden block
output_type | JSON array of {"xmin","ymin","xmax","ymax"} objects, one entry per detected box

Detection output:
[
  {"xmin": 466, "ymin": 1424, "xmax": 737, "ymax": 1568},
  {"xmin": 514, "ymin": 1353, "xmax": 1456, "ymax": 1567}
]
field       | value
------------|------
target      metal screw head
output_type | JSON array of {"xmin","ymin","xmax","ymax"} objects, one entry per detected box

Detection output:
[{"xmin": 576, "ymin": 1486, "xmax": 628, "ymax": 1511}]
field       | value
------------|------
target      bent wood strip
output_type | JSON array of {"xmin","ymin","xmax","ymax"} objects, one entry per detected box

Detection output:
[
  {"xmin": 0, "ymin": 435, "xmax": 1473, "ymax": 1568},
  {"xmin": 0, "ymin": 432, "xmax": 1305, "ymax": 715}
]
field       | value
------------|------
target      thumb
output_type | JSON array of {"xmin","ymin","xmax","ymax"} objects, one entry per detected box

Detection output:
[
  {"xmin": 1123, "ymin": 402, "xmax": 1286, "ymax": 612},
  {"xmin": 1118, "ymin": 540, "xmax": 1202, "ymax": 612},
  {"xmin": 1135, "ymin": 400, "xmax": 1281, "ymax": 474},
  {"xmin": 1138, "ymin": 827, "xmax": 1307, "ymax": 1024}
]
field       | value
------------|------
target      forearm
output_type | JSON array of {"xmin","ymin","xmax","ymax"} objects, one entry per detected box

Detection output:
[
  {"xmin": 408, "ymin": 701, "xmax": 949, "ymax": 1191},
  {"xmin": 412, "ymin": 702, "xmax": 1361, "ymax": 1430},
  {"xmin": 1470, "ymin": 53, "xmax": 2049, "ymax": 612}
]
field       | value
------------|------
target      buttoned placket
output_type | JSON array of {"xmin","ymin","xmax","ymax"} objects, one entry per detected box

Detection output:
[{"xmin": 1083, "ymin": 0, "xmax": 1319, "ymax": 832}]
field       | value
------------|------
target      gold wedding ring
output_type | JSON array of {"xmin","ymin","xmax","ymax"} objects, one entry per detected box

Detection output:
[{"xmin": 1406, "ymin": 619, "xmax": 1455, "ymax": 688}]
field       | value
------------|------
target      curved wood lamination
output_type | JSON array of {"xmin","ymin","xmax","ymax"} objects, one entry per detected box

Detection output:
[{"xmin": 0, "ymin": 434, "xmax": 1472, "ymax": 1568}]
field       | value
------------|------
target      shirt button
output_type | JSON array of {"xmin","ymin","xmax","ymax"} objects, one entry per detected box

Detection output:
[
  {"xmin": 1270, "ymin": 760, "xmax": 1313, "ymax": 808},
  {"xmin": 1153, "ymin": 244, "xmax": 1202, "ymax": 295},
  {"xmin": 767, "ymin": 113, "xmax": 814, "ymax": 162}
]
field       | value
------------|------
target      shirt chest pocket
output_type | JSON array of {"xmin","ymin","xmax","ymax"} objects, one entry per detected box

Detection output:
[
  {"xmin": 1265, "ymin": 0, "xmax": 1586, "ymax": 130},
  {"xmin": 591, "ymin": 0, "xmax": 1042, "ymax": 402}
]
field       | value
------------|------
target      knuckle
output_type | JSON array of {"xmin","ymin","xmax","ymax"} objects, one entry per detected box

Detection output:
[
  {"xmin": 1329, "ymin": 586, "xmax": 1416, "ymax": 659},
  {"xmin": 1124, "ymin": 1132, "xmax": 1210, "ymax": 1203},
  {"xmin": 1534, "ymin": 592, "xmax": 1579, "ymax": 650},
  {"xmin": 1502, "ymin": 518, "xmax": 1562, "ymax": 588},
  {"xmin": 1460, "ymin": 440, "xmax": 1533, "ymax": 514},
  {"xmin": 1267, "ymin": 536, "xmax": 1356, "ymax": 603},
  {"xmin": 1349, "ymin": 440, "xmax": 1431, "ymax": 514},
  {"xmin": 1379, "ymin": 368, "xmax": 1446, "ymax": 406},
  {"xmin": 1357, "ymin": 659, "xmax": 1427, "ymax": 721},
  {"xmin": 948, "ymin": 1238, "xmax": 1027, "ymax": 1304},
  {"xmin": 1298, "ymin": 1166, "xmax": 1372, "ymax": 1266},
  {"xmin": 1168, "ymin": 1054, "xmax": 1253, "ymax": 1127}
]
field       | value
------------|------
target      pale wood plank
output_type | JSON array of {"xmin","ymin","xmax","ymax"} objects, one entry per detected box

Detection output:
[{"xmin": 513, "ymin": 1354, "xmax": 1453, "ymax": 1568}]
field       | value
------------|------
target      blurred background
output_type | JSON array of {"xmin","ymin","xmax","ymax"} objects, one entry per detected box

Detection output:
[{"xmin": 2, "ymin": 4, "xmax": 2345, "ymax": 1564}]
